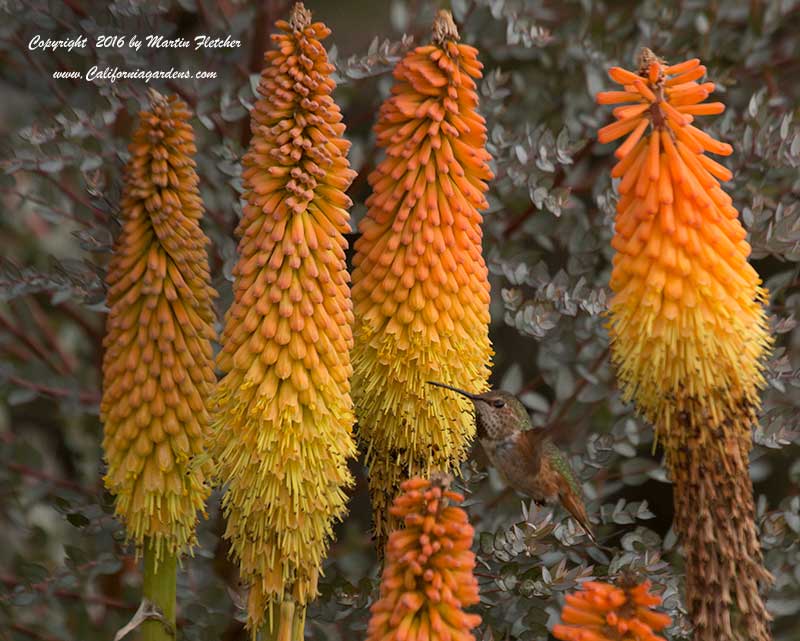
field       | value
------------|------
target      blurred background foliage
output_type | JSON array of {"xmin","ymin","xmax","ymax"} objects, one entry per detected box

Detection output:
[{"xmin": 1, "ymin": 0, "xmax": 799, "ymax": 640}]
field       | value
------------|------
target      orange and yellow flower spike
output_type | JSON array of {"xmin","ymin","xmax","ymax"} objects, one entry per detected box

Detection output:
[
  {"xmin": 101, "ymin": 90, "xmax": 217, "ymax": 561},
  {"xmin": 597, "ymin": 49, "xmax": 773, "ymax": 641},
  {"xmin": 553, "ymin": 578, "xmax": 671, "ymax": 641},
  {"xmin": 351, "ymin": 10, "xmax": 493, "ymax": 550},
  {"xmin": 210, "ymin": 4, "xmax": 356, "ymax": 637},
  {"xmin": 101, "ymin": 90, "xmax": 217, "ymax": 640},
  {"xmin": 366, "ymin": 475, "xmax": 482, "ymax": 641},
  {"xmin": 597, "ymin": 49, "xmax": 769, "ymax": 436}
]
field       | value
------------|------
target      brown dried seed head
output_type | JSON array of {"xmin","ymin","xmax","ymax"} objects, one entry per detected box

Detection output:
[
  {"xmin": 289, "ymin": 2, "xmax": 312, "ymax": 31},
  {"xmin": 433, "ymin": 9, "xmax": 460, "ymax": 44},
  {"xmin": 637, "ymin": 47, "xmax": 665, "ymax": 75}
]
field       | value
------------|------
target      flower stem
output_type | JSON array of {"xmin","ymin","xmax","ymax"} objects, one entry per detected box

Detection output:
[
  {"xmin": 261, "ymin": 600, "xmax": 305, "ymax": 641},
  {"xmin": 142, "ymin": 540, "xmax": 176, "ymax": 641}
]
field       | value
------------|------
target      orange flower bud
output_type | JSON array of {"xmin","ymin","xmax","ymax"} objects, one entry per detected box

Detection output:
[
  {"xmin": 553, "ymin": 579, "xmax": 670, "ymax": 641},
  {"xmin": 367, "ymin": 476, "xmax": 481, "ymax": 641},
  {"xmin": 597, "ymin": 48, "xmax": 771, "ymax": 444}
]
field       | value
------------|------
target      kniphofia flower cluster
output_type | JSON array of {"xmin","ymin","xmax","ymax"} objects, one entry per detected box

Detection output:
[
  {"xmin": 351, "ymin": 10, "xmax": 493, "ymax": 548},
  {"xmin": 101, "ymin": 91, "xmax": 217, "ymax": 560},
  {"xmin": 210, "ymin": 4, "xmax": 356, "ymax": 636},
  {"xmin": 553, "ymin": 579, "xmax": 671, "ymax": 641},
  {"xmin": 597, "ymin": 50, "xmax": 772, "ymax": 641},
  {"xmin": 598, "ymin": 49, "xmax": 771, "ymax": 439},
  {"xmin": 366, "ymin": 476, "xmax": 481, "ymax": 641}
]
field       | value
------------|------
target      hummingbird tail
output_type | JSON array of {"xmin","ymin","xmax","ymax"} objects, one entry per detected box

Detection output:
[{"xmin": 561, "ymin": 491, "xmax": 596, "ymax": 543}]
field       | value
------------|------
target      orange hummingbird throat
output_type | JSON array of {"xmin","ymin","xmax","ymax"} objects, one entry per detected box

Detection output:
[{"xmin": 427, "ymin": 381, "xmax": 519, "ymax": 439}]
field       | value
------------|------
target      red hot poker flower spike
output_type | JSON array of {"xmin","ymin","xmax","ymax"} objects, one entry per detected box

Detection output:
[{"xmin": 366, "ymin": 475, "xmax": 482, "ymax": 641}]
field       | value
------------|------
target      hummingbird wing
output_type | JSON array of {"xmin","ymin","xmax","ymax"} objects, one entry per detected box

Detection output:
[
  {"xmin": 543, "ymin": 441, "xmax": 581, "ymax": 495},
  {"xmin": 543, "ymin": 442, "xmax": 596, "ymax": 542},
  {"xmin": 516, "ymin": 428, "xmax": 548, "ymax": 477}
]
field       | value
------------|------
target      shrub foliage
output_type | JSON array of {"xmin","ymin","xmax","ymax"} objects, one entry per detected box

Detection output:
[{"xmin": 1, "ymin": 1, "xmax": 799, "ymax": 640}]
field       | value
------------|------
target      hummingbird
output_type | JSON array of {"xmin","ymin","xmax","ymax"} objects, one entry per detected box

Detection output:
[{"xmin": 428, "ymin": 381, "xmax": 596, "ymax": 542}]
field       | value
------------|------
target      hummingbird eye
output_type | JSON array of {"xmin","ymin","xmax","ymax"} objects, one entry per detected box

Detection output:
[{"xmin": 492, "ymin": 399, "xmax": 506, "ymax": 408}]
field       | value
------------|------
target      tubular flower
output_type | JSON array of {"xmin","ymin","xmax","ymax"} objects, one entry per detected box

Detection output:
[
  {"xmin": 553, "ymin": 579, "xmax": 671, "ymax": 641},
  {"xmin": 101, "ymin": 91, "xmax": 217, "ymax": 561},
  {"xmin": 210, "ymin": 4, "xmax": 356, "ymax": 636},
  {"xmin": 366, "ymin": 476, "xmax": 482, "ymax": 641},
  {"xmin": 597, "ymin": 49, "xmax": 773, "ymax": 641},
  {"xmin": 597, "ymin": 49, "xmax": 771, "ymax": 449},
  {"xmin": 351, "ymin": 10, "xmax": 493, "ymax": 548}
]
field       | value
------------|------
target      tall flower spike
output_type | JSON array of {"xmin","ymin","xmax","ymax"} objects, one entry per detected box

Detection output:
[
  {"xmin": 101, "ymin": 90, "xmax": 217, "ymax": 560},
  {"xmin": 597, "ymin": 50, "xmax": 773, "ymax": 641},
  {"xmin": 351, "ymin": 9, "xmax": 493, "ymax": 549},
  {"xmin": 210, "ymin": 4, "xmax": 356, "ymax": 637},
  {"xmin": 366, "ymin": 475, "xmax": 482, "ymax": 641},
  {"xmin": 552, "ymin": 579, "xmax": 671, "ymax": 641}
]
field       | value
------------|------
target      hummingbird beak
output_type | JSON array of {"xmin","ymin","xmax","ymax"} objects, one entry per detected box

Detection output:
[{"xmin": 426, "ymin": 381, "xmax": 479, "ymax": 401}]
